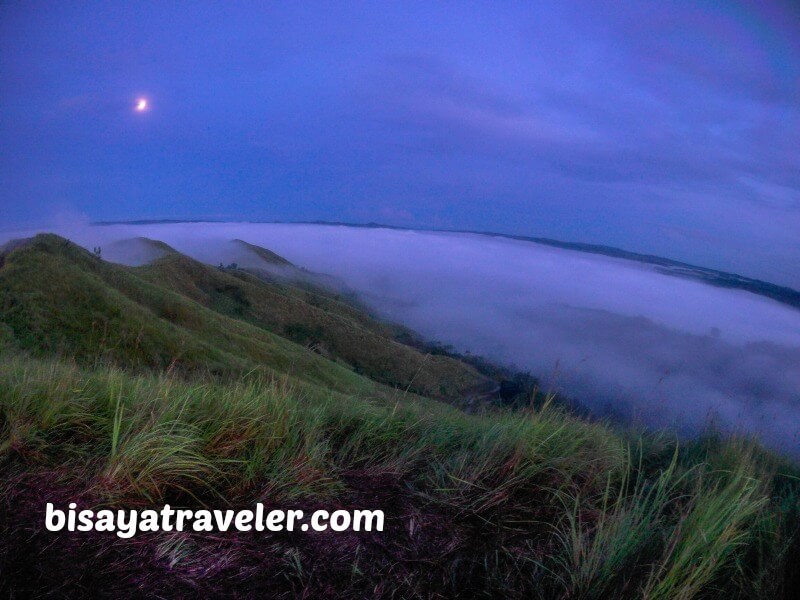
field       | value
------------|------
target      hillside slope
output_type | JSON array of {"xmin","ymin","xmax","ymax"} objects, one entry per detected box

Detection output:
[{"xmin": 0, "ymin": 234, "xmax": 491, "ymax": 401}]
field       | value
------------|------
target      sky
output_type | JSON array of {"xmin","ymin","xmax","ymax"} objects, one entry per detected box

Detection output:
[{"xmin": 1, "ymin": 1, "xmax": 799, "ymax": 286}]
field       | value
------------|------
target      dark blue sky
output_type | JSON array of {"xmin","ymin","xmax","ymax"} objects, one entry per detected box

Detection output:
[{"xmin": 1, "ymin": 1, "xmax": 799, "ymax": 285}]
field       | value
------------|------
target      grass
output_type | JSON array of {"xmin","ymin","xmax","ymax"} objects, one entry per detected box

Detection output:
[{"xmin": 1, "ymin": 354, "xmax": 798, "ymax": 598}]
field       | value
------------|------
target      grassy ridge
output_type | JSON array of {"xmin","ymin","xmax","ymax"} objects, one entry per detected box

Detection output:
[
  {"xmin": 0, "ymin": 234, "xmax": 489, "ymax": 401},
  {"xmin": 1, "ymin": 355, "xmax": 798, "ymax": 598},
  {"xmin": 137, "ymin": 249, "xmax": 489, "ymax": 399}
]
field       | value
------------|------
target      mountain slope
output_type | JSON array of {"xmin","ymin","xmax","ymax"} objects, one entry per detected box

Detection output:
[
  {"xmin": 135, "ymin": 245, "xmax": 491, "ymax": 400},
  {"xmin": 0, "ymin": 234, "xmax": 490, "ymax": 401},
  {"xmin": 0, "ymin": 235, "xmax": 387, "ymax": 398}
]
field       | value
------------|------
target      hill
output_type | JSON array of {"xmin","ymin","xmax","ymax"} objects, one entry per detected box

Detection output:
[
  {"xmin": 103, "ymin": 236, "xmax": 177, "ymax": 265},
  {"xmin": 0, "ymin": 234, "xmax": 491, "ymax": 401},
  {"xmin": 1, "ymin": 234, "xmax": 799, "ymax": 599}
]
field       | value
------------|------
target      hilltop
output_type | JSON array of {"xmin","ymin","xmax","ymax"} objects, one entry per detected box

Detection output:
[{"xmin": 103, "ymin": 236, "xmax": 177, "ymax": 265}]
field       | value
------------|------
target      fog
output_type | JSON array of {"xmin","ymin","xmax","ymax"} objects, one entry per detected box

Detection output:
[{"xmin": 4, "ymin": 222, "xmax": 800, "ymax": 454}]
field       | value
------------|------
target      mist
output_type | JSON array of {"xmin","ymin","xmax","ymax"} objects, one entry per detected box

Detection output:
[{"xmin": 4, "ymin": 222, "xmax": 800, "ymax": 454}]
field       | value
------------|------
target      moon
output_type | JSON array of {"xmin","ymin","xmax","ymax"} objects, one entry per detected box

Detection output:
[{"xmin": 135, "ymin": 98, "xmax": 148, "ymax": 112}]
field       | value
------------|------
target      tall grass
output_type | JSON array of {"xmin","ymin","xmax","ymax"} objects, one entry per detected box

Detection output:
[{"xmin": 1, "ymin": 354, "xmax": 798, "ymax": 598}]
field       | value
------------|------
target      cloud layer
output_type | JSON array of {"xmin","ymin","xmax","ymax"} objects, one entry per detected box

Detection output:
[{"xmin": 8, "ymin": 222, "xmax": 798, "ymax": 454}]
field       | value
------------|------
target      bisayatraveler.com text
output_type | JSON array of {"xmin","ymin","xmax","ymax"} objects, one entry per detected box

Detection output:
[{"xmin": 45, "ymin": 503, "xmax": 384, "ymax": 538}]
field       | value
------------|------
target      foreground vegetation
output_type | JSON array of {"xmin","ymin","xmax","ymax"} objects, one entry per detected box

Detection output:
[
  {"xmin": 1, "ymin": 235, "xmax": 799, "ymax": 598},
  {"xmin": 2, "ymin": 355, "xmax": 798, "ymax": 598}
]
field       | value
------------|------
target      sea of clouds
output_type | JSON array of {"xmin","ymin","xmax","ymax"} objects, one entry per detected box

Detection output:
[{"xmin": 4, "ymin": 222, "xmax": 800, "ymax": 454}]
